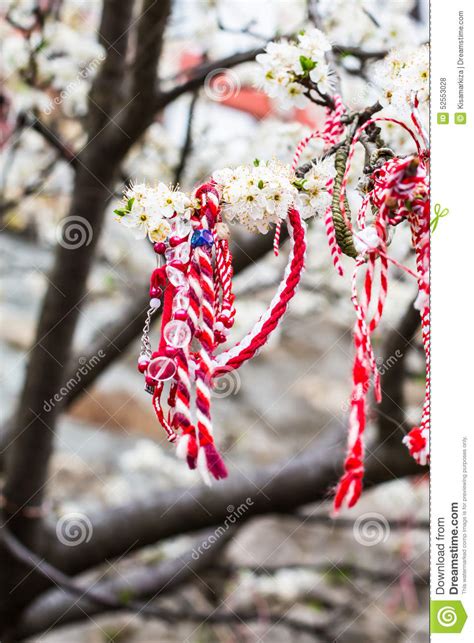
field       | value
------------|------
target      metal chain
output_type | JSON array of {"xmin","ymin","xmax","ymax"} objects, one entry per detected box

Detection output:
[{"xmin": 140, "ymin": 306, "xmax": 158, "ymax": 358}]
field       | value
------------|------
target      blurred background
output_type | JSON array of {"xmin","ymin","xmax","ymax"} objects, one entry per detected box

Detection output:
[{"xmin": 1, "ymin": 0, "xmax": 428, "ymax": 641}]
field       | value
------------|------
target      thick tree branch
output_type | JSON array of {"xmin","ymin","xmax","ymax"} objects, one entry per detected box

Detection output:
[
  {"xmin": 129, "ymin": 0, "xmax": 171, "ymax": 105},
  {"xmin": 1, "ymin": 0, "xmax": 137, "ymax": 527},
  {"xmin": 7, "ymin": 526, "xmax": 236, "ymax": 639},
  {"xmin": 86, "ymin": 0, "xmax": 134, "ymax": 134},
  {"xmin": 174, "ymin": 90, "xmax": 199, "ymax": 185},
  {"xmin": 39, "ymin": 427, "xmax": 425, "ymax": 577}
]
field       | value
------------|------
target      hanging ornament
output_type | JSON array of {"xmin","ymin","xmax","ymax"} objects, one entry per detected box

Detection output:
[
  {"xmin": 115, "ymin": 93, "xmax": 429, "ymax": 507},
  {"xmin": 116, "ymin": 178, "xmax": 306, "ymax": 484},
  {"xmin": 330, "ymin": 114, "xmax": 430, "ymax": 512}
]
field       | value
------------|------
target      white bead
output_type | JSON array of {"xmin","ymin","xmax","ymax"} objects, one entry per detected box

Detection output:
[
  {"xmin": 150, "ymin": 298, "xmax": 161, "ymax": 309},
  {"xmin": 164, "ymin": 319, "xmax": 191, "ymax": 348},
  {"xmin": 166, "ymin": 265, "xmax": 187, "ymax": 288},
  {"xmin": 215, "ymin": 321, "xmax": 225, "ymax": 332},
  {"xmin": 172, "ymin": 219, "xmax": 192, "ymax": 238},
  {"xmin": 172, "ymin": 290, "xmax": 190, "ymax": 312}
]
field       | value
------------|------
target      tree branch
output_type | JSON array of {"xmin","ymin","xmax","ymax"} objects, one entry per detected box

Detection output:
[
  {"xmin": 24, "ymin": 113, "xmax": 78, "ymax": 167},
  {"xmin": 39, "ymin": 427, "xmax": 425, "ymax": 577},
  {"xmin": 156, "ymin": 47, "xmax": 264, "ymax": 108},
  {"xmin": 129, "ymin": 0, "xmax": 171, "ymax": 106},
  {"xmin": 86, "ymin": 0, "xmax": 134, "ymax": 134},
  {"xmin": 9, "ymin": 526, "xmax": 341, "ymax": 641},
  {"xmin": 174, "ymin": 90, "xmax": 199, "ymax": 185},
  {"xmin": 7, "ymin": 526, "xmax": 236, "ymax": 639}
]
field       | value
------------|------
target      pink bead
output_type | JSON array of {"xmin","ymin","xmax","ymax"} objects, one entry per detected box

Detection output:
[
  {"xmin": 174, "ymin": 309, "xmax": 187, "ymax": 321},
  {"xmin": 222, "ymin": 315, "xmax": 233, "ymax": 329},
  {"xmin": 153, "ymin": 242, "xmax": 166, "ymax": 254},
  {"xmin": 147, "ymin": 356, "xmax": 177, "ymax": 382},
  {"xmin": 169, "ymin": 236, "xmax": 185, "ymax": 248},
  {"xmin": 149, "ymin": 286, "xmax": 163, "ymax": 298}
]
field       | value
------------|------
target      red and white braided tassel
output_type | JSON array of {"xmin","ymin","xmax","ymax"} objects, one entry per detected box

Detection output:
[
  {"xmin": 138, "ymin": 182, "xmax": 310, "ymax": 484},
  {"xmin": 193, "ymin": 241, "xmax": 228, "ymax": 483},
  {"xmin": 334, "ymin": 114, "xmax": 429, "ymax": 511}
]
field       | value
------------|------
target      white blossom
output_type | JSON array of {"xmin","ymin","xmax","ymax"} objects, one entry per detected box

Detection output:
[
  {"xmin": 297, "ymin": 157, "xmax": 335, "ymax": 219},
  {"xmin": 373, "ymin": 45, "xmax": 429, "ymax": 113},
  {"xmin": 213, "ymin": 161, "xmax": 298, "ymax": 233},
  {"xmin": 256, "ymin": 28, "xmax": 332, "ymax": 109},
  {"xmin": 115, "ymin": 182, "xmax": 192, "ymax": 241}
]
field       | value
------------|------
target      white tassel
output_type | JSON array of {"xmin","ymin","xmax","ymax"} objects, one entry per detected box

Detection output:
[
  {"xmin": 176, "ymin": 434, "xmax": 190, "ymax": 460},
  {"xmin": 197, "ymin": 447, "xmax": 212, "ymax": 487}
]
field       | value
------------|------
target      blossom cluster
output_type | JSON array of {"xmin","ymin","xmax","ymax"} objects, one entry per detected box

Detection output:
[
  {"xmin": 373, "ymin": 45, "xmax": 429, "ymax": 112},
  {"xmin": 297, "ymin": 156, "xmax": 335, "ymax": 220},
  {"xmin": 213, "ymin": 161, "xmax": 299, "ymax": 233},
  {"xmin": 117, "ymin": 156, "xmax": 337, "ymax": 241},
  {"xmin": 115, "ymin": 183, "xmax": 192, "ymax": 242},
  {"xmin": 256, "ymin": 28, "xmax": 333, "ymax": 109},
  {"xmin": 319, "ymin": 0, "xmax": 424, "ymax": 50}
]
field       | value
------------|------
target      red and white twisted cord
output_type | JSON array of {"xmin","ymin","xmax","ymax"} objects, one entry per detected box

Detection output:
[
  {"xmin": 333, "ymin": 117, "xmax": 429, "ymax": 510},
  {"xmin": 274, "ymin": 94, "xmax": 345, "ymax": 260},
  {"xmin": 215, "ymin": 208, "xmax": 306, "ymax": 374}
]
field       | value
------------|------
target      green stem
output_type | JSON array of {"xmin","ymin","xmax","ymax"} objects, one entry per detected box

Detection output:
[{"xmin": 331, "ymin": 143, "xmax": 357, "ymax": 258}]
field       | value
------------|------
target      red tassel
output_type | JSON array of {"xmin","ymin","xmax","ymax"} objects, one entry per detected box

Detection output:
[{"xmin": 203, "ymin": 442, "xmax": 228, "ymax": 480}]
